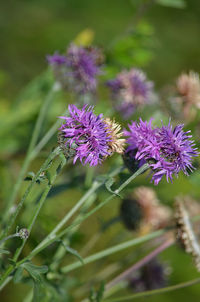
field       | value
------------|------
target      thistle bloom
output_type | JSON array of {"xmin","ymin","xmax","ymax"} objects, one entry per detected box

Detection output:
[
  {"xmin": 176, "ymin": 71, "xmax": 200, "ymax": 108},
  {"xmin": 107, "ymin": 69, "xmax": 153, "ymax": 118},
  {"xmin": 47, "ymin": 44, "xmax": 103, "ymax": 94},
  {"xmin": 120, "ymin": 187, "xmax": 171, "ymax": 231},
  {"xmin": 58, "ymin": 104, "xmax": 125, "ymax": 166},
  {"xmin": 124, "ymin": 119, "xmax": 198, "ymax": 184}
]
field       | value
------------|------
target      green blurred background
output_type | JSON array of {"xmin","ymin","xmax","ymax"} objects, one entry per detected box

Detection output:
[{"xmin": 0, "ymin": 0, "xmax": 200, "ymax": 301}]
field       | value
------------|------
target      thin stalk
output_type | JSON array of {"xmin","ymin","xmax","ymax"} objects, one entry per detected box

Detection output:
[
  {"xmin": 60, "ymin": 229, "xmax": 166, "ymax": 274},
  {"xmin": 103, "ymin": 277, "xmax": 200, "ymax": 302},
  {"xmin": 0, "ymin": 147, "xmax": 61, "ymax": 240},
  {"xmin": 105, "ymin": 237, "xmax": 174, "ymax": 291},
  {"xmin": 0, "ymin": 234, "xmax": 19, "ymax": 247},
  {"xmin": 2, "ymin": 85, "xmax": 59, "ymax": 234},
  {"xmin": 13, "ymin": 156, "xmax": 67, "ymax": 263},
  {"xmin": 50, "ymin": 193, "xmax": 97, "ymax": 271}
]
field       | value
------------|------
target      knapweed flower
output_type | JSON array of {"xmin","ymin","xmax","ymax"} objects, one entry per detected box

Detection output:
[
  {"xmin": 58, "ymin": 104, "xmax": 125, "ymax": 166},
  {"xmin": 47, "ymin": 44, "xmax": 103, "ymax": 94},
  {"xmin": 175, "ymin": 197, "xmax": 200, "ymax": 271},
  {"xmin": 124, "ymin": 119, "xmax": 198, "ymax": 184},
  {"xmin": 120, "ymin": 187, "xmax": 171, "ymax": 231},
  {"xmin": 176, "ymin": 71, "xmax": 200, "ymax": 119},
  {"xmin": 129, "ymin": 258, "xmax": 170, "ymax": 292},
  {"xmin": 177, "ymin": 71, "xmax": 200, "ymax": 108},
  {"xmin": 107, "ymin": 69, "xmax": 154, "ymax": 118}
]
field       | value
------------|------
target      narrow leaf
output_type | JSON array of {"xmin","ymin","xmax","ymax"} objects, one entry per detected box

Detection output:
[
  {"xmin": 62, "ymin": 244, "xmax": 84, "ymax": 265},
  {"xmin": 105, "ymin": 178, "xmax": 121, "ymax": 198},
  {"xmin": 0, "ymin": 249, "xmax": 10, "ymax": 255},
  {"xmin": 13, "ymin": 266, "xmax": 24, "ymax": 283}
]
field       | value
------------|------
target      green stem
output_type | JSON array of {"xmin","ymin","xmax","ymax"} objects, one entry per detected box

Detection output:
[
  {"xmin": 27, "ymin": 165, "xmax": 125, "ymax": 259},
  {"xmin": 2, "ymin": 85, "xmax": 59, "ymax": 234},
  {"xmin": 0, "ymin": 151, "xmax": 66, "ymax": 288},
  {"xmin": 0, "ymin": 234, "xmax": 19, "ymax": 247},
  {"xmin": 13, "ymin": 155, "xmax": 67, "ymax": 263},
  {"xmin": 103, "ymin": 277, "xmax": 200, "ymax": 302},
  {"xmin": 50, "ymin": 193, "xmax": 97, "ymax": 271},
  {"xmin": 0, "ymin": 147, "xmax": 61, "ymax": 240},
  {"xmin": 60, "ymin": 229, "xmax": 166, "ymax": 274},
  {"xmin": 0, "ymin": 164, "xmax": 148, "ymax": 289},
  {"xmin": 25, "ymin": 164, "xmax": 148, "ymax": 261}
]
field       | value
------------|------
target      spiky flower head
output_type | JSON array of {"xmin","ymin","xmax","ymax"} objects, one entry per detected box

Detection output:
[
  {"xmin": 177, "ymin": 71, "xmax": 200, "ymax": 108},
  {"xmin": 58, "ymin": 104, "xmax": 124, "ymax": 166},
  {"xmin": 107, "ymin": 68, "xmax": 153, "ymax": 118},
  {"xmin": 47, "ymin": 44, "xmax": 103, "ymax": 94},
  {"xmin": 124, "ymin": 119, "xmax": 198, "ymax": 184},
  {"xmin": 175, "ymin": 197, "xmax": 200, "ymax": 271}
]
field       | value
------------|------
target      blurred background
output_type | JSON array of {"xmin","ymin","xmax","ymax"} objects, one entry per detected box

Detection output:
[{"xmin": 0, "ymin": 0, "xmax": 200, "ymax": 301}]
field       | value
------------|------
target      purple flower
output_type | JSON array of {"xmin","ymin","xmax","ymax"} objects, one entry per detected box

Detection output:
[
  {"xmin": 125, "ymin": 119, "xmax": 198, "ymax": 184},
  {"xmin": 58, "ymin": 104, "xmax": 125, "ymax": 166},
  {"xmin": 47, "ymin": 53, "xmax": 67, "ymax": 65},
  {"xmin": 107, "ymin": 69, "xmax": 153, "ymax": 118},
  {"xmin": 47, "ymin": 44, "xmax": 103, "ymax": 94}
]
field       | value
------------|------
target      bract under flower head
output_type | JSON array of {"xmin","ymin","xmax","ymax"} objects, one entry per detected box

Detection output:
[
  {"xmin": 107, "ymin": 69, "xmax": 153, "ymax": 118},
  {"xmin": 125, "ymin": 119, "xmax": 198, "ymax": 184},
  {"xmin": 59, "ymin": 104, "xmax": 124, "ymax": 166}
]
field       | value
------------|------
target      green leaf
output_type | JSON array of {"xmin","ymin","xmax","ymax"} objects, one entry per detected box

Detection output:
[
  {"xmin": 155, "ymin": 0, "xmax": 186, "ymax": 8},
  {"xmin": 105, "ymin": 178, "xmax": 121, "ymax": 198},
  {"xmin": 0, "ymin": 249, "xmax": 10, "ymax": 255},
  {"xmin": 62, "ymin": 243, "xmax": 84, "ymax": 265},
  {"xmin": 105, "ymin": 177, "xmax": 115, "ymax": 193},
  {"xmin": 22, "ymin": 262, "xmax": 48, "ymax": 282},
  {"xmin": 13, "ymin": 266, "xmax": 24, "ymax": 283}
]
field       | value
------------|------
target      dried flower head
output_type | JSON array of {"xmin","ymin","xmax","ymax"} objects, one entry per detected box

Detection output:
[
  {"xmin": 124, "ymin": 119, "xmax": 198, "ymax": 185},
  {"xmin": 134, "ymin": 186, "xmax": 172, "ymax": 230},
  {"xmin": 107, "ymin": 69, "xmax": 153, "ymax": 118},
  {"xmin": 104, "ymin": 118, "xmax": 125, "ymax": 155},
  {"xmin": 120, "ymin": 187, "xmax": 171, "ymax": 232},
  {"xmin": 58, "ymin": 104, "xmax": 124, "ymax": 166},
  {"xmin": 47, "ymin": 44, "xmax": 103, "ymax": 94},
  {"xmin": 175, "ymin": 197, "xmax": 200, "ymax": 271},
  {"xmin": 177, "ymin": 71, "xmax": 200, "ymax": 108}
]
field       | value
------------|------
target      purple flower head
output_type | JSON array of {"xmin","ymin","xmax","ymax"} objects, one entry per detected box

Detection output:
[
  {"xmin": 47, "ymin": 44, "xmax": 103, "ymax": 95},
  {"xmin": 66, "ymin": 44, "xmax": 101, "ymax": 93},
  {"xmin": 47, "ymin": 52, "xmax": 67, "ymax": 65},
  {"xmin": 107, "ymin": 69, "xmax": 154, "ymax": 118},
  {"xmin": 125, "ymin": 119, "xmax": 198, "ymax": 184},
  {"xmin": 58, "ymin": 104, "xmax": 125, "ymax": 166}
]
